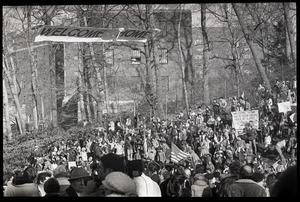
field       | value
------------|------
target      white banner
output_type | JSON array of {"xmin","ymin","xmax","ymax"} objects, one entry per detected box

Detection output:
[
  {"xmin": 34, "ymin": 26, "xmax": 159, "ymax": 43},
  {"xmin": 231, "ymin": 110, "xmax": 259, "ymax": 132}
]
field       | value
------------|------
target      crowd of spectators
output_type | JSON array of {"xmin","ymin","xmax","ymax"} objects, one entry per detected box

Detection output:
[{"xmin": 3, "ymin": 80, "xmax": 297, "ymax": 197}]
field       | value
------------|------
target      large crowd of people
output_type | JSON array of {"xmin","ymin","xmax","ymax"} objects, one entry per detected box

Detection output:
[{"xmin": 3, "ymin": 80, "xmax": 297, "ymax": 197}]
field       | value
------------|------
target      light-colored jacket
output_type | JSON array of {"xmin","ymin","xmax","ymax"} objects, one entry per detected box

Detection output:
[
  {"xmin": 191, "ymin": 179, "xmax": 212, "ymax": 197},
  {"xmin": 133, "ymin": 173, "xmax": 162, "ymax": 197},
  {"xmin": 4, "ymin": 181, "xmax": 40, "ymax": 197}
]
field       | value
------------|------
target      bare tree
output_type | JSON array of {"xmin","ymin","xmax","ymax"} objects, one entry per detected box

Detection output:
[
  {"xmin": 177, "ymin": 4, "xmax": 190, "ymax": 118},
  {"xmin": 283, "ymin": 2, "xmax": 296, "ymax": 70},
  {"xmin": 232, "ymin": 3, "xmax": 271, "ymax": 91},
  {"xmin": 201, "ymin": 4, "xmax": 211, "ymax": 105},
  {"xmin": 3, "ymin": 54, "xmax": 25, "ymax": 135},
  {"xmin": 2, "ymin": 12, "xmax": 26, "ymax": 135},
  {"xmin": 3, "ymin": 72, "xmax": 14, "ymax": 141}
]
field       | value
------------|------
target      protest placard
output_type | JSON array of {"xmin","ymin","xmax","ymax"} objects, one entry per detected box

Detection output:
[
  {"xmin": 277, "ymin": 101, "xmax": 291, "ymax": 113},
  {"xmin": 231, "ymin": 110, "xmax": 259, "ymax": 132},
  {"xmin": 68, "ymin": 161, "xmax": 76, "ymax": 170}
]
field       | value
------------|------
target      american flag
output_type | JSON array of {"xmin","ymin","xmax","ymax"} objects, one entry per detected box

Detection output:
[{"xmin": 170, "ymin": 142, "xmax": 190, "ymax": 163}]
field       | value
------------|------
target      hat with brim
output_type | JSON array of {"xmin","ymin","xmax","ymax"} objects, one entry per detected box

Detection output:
[{"xmin": 68, "ymin": 167, "xmax": 91, "ymax": 181}]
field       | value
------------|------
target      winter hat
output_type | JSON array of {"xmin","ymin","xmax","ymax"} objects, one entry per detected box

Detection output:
[
  {"xmin": 213, "ymin": 171, "xmax": 221, "ymax": 178},
  {"xmin": 204, "ymin": 173, "xmax": 214, "ymax": 180},
  {"xmin": 44, "ymin": 178, "xmax": 60, "ymax": 194},
  {"xmin": 68, "ymin": 167, "xmax": 90, "ymax": 181},
  {"xmin": 102, "ymin": 172, "xmax": 136, "ymax": 195},
  {"xmin": 229, "ymin": 161, "xmax": 241, "ymax": 175},
  {"xmin": 195, "ymin": 164, "xmax": 205, "ymax": 174},
  {"xmin": 252, "ymin": 172, "xmax": 265, "ymax": 183}
]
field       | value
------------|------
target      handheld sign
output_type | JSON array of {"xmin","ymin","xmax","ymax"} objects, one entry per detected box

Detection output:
[
  {"xmin": 231, "ymin": 110, "xmax": 259, "ymax": 132},
  {"xmin": 34, "ymin": 26, "xmax": 160, "ymax": 43}
]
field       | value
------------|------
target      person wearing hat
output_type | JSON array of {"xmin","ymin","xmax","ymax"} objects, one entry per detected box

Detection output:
[
  {"xmin": 101, "ymin": 172, "xmax": 137, "ymax": 197},
  {"xmin": 60, "ymin": 167, "xmax": 91, "ymax": 197},
  {"xmin": 226, "ymin": 165, "xmax": 266, "ymax": 197}
]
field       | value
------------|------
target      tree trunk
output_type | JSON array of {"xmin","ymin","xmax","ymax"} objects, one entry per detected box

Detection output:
[
  {"xmin": 49, "ymin": 45, "xmax": 58, "ymax": 127},
  {"xmin": 3, "ymin": 57, "xmax": 25, "ymax": 135},
  {"xmin": 283, "ymin": 2, "xmax": 296, "ymax": 69},
  {"xmin": 41, "ymin": 95, "xmax": 45, "ymax": 127},
  {"xmin": 285, "ymin": 25, "xmax": 291, "ymax": 61},
  {"xmin": 103, "ymin": 44, "xmax": 110, "ymax": 115},
  {"xmin": 178, "ymin": 6, "xmax": 190, "ymax": 118},
  {"xmin": 201, "ymin": 4, "xmax": 211, "ymax": 105},
  {"xmin": 83, "ymin": 15, "xmax": 103, "ymax": 123},
  {"xmin": 30, "ymin": 49, "xmax": 39, "ymax": 130},
  {"xmin": 232, "ymin": 3, "xmax": 271, "ymax": 92},
  {"xmin": 26, "ymin": 6, "xmax": 39, "ymax": 130},
  {"xmin": 144, "ymin": 44, "xmax": 154, "ymax": 113},
  {"xmin": 148, "ymin": 4, "xmax": 164, "ymax": 120},
  {"xmin": 237, "ymin": 72, "xmax": 240, "ymax": 98},
  {"xmin": 3, "ymin": 77, "xmax": 13, "ymax": 141},
  {"xmin": 154, "ymin": 63, "xmax": 164, "ymax": 119},
  {"xmin": 84, "ymin": 81, "xmax": 92, "ymax": 123},
  {"xmin": 43, "ymin": 6, "xmax": 58, "ymax": 127},
  {"xmin": 78, "ymin": 43, "xmax": 86, "ymax": 122}
]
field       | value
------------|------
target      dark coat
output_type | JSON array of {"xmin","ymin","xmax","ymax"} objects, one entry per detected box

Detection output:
[
  {"xmin": 60, "ymin": 185, "xmax": 78, "ymax": 197},
  {"xmin": 44, "ymin": 193, "xmax": 60, "ymax": 197},
  {"xmin": 159, "ymin": 178, "xmax": 171, "ymax": 197},
  {"xmin": 226, "ymin": 179, "xmax": 266, "ymax": 197},
  {"xmin": 216, "ymin": 174, "xmax": 239, "ymax": 197}
]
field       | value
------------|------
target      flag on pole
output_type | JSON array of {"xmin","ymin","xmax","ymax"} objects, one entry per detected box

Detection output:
[{"xmin": 170, "ymin": 142, "xmax": 190, "ymax": 163}]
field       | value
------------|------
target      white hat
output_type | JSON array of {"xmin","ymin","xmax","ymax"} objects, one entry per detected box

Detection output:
[{"xmin": 102, "ymin": 172, "xmax": 136, "ymax": 195}]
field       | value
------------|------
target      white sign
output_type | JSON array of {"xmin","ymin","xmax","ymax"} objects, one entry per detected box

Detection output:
[
  {"xmin": 278, "ymin": 101, "xmax": 291, "ymax": 113},
  {"xmin": 68, "ymin": 161, "xmax": 77, "ymax": 170},
  {"xmin": 231, "ymin": 110, "xmax": 259, "ymax": 132}
]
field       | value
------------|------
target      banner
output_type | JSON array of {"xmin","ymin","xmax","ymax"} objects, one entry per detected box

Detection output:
[
  {"xmin": 278, "ymin": 101, "xmax": 291, "ymax": 113},
  {"xmin": 117, "ymin": 29, "xmax": 155, "ymax": 43},
  {"xmin": 231, "ymin": 110, "xmax": 259, "ymax": 132},
  {"xmin": 34, "ymin": 26, "xmax": 159, "ymax": 43}
]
